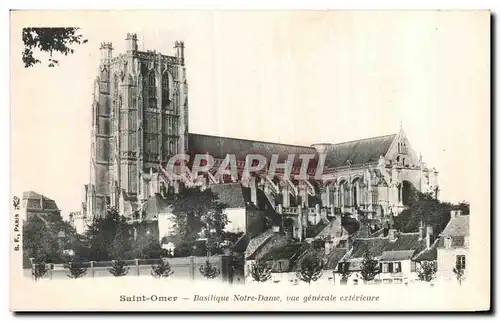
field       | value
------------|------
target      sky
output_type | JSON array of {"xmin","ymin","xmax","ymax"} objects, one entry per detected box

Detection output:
[{"xmin": 10, "ymin": 10, "xmax": 490, "ymax": 218}]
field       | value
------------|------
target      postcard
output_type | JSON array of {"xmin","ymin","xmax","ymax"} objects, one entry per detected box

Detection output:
[{"xmin": 9, "ymin": 9, "xmax": 491, "ymax": 312}]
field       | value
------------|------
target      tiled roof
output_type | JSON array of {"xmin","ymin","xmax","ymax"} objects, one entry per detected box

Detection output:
[
  {"xmin": 324, "ymin": 134, "xmax": 396, "ymax": 168},
  {"xmin": 436, "ymin": 235, "xmax": 466, "ymax": 250},
  {"xmin": 325, "ymin": 248, "xmax": 348, "ymax": 270},
  {"xmin": 209, "ymin": 183, "xmax": 246, "ymax": 208},
  {"xmin": 344, "ymin": 258, "xmax": 364, "ymax": 272},
  {"xmin": 187, "ymin": 132, "xmax": 396, "ymax": 169},
  {"xmin": 290, "ymin": 248, "xmax": 323, "ymax": 272},
  {"xmin": 261, "ymin": 243, "xmax": 304, "ymax": 262},
  {"xmin": 22, "ymin": 191, "xmax": 60, "ymax": 212},
  {"xmin": 413, "ymin": 238, "xmax": 439, "ymax": 262},
  {"xmin": 245, "ymin": 228, "xmax": 275, "ymax": 259},
  {"xmin": 315, "ymin": 216, "xmax": 347, "ymax": 239},
  {"xmin": 23, "ymin": 191, "xmax": 42, "ymax": 199},
  {"xmin": 188, "ymin": 133, "xmax": 316, "ymax": 166},
  {"xmin": 441, "ymin": 215, "xmax": 469, "ymax": 238},
  {"xmin": 346, "ymin": 232, "xmax": 424, "ymax": 260},
  {"xmin": 379, "ymin": 250, "xmax": 415, "ymax": 261}
]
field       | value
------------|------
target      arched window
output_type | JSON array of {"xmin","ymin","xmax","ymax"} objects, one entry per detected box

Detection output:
[
  {"xmin": 161, "ymin": 72, "xmax": 170, "ymax": 108},
  {"xmin": 147, "ymin": 72, "xmax": 157, "ymax": 108},
  {"xmin": 352, "ymin": 179, "xmax": 360, "ymax": 207},
  {"xmin": 339, "ymin": 181, "xmax": 349, "ymax": 207}
]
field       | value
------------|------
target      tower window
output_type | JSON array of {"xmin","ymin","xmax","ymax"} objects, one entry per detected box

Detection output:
[
  {"xmin": 147, "ymin": 72, "xmax": 157, "ymax": 108},
  {"xmin": 161, "ymin": 72, "xmax": 170, "ymax": 108}
]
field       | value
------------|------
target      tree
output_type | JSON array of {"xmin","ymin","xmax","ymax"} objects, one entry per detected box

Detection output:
[
  {"xmin": 84, "ymin": 206, "xmax": 129, "ymax": 262},
  {"xmin": 23, "ymin": 215, "xmax": 61, "ymax": 263},
  {"xmin": 23, "ymin": 211, "xmax": 76, "ymax": 264},
  {"xmin": 108, "ymin": 259, "xmax": 129, "ymax": 277},
  {"xmin": 360, "ymin": 249, "xmax": 380, "ymax": 282},
  {"xmin": 65, "ymin": 261, "xmax": 88, "ymax": 279},
  {"xmin": 393, "ymin": 187, "xmax": 470, "ymax": 235},
  {"xmin": 296, "ymin": 254, "xmax": 323, "ymax": 284},
  {"xmin": 22, "ymin": 27, "xmax": 88, "ymax": 68},
  {"xmin": 110, "ymin": 224, "xmax": 132, "ymax": 260},
  {"xmin": 453, "ymin": 264, "xmax": 465, "ymax": 285},
  {"xmin": 151, "ymin": 259, "xmax": 174, "ymax": 278},
  {"xmin": 416, "ymin": 261, "xmax": 437, "ymax": 283},
  {"xmin": 199, "ymin": 260, "xmax": 220, "ymax": 279},
  {"xmin": 32, "ymin": 261, "xmax": 48, "ymax": 281},
  {"xmin": 169, "ymin": 187, "xmax": 228, "ymax": 255},
  {"xmin": 249, "ymin": 261, "xmax": 272, "ymax": 283},
  {"xmin": 129, "ymin": 223, "xmax": 163, "ymax": 259},
  {"xmin": 337, "ymin": 262, "xmax": 352, "ymax": 285}
]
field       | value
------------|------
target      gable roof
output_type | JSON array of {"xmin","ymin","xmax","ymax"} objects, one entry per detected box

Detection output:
[
  {"xmin": 315, "ymin": 216, "xmax": 348, "ymax": 239},
  {"xmin": 260, "ymin": 242, "xmax": 304, "ymax": 262},
  {"xmin": 323, "ymin": 134, "xmax": 396, "ymax": 168},
  {"xmin": 325, "ymin": 248, "xmax": 348, "ymax": 270},
  {"xmin": 245, "ymin": 228, "xmax": 275, "ymax": 259},
  {"xmin": 379, "ymin": 250, "xmax": 416, "ymax": 261},
  {"xmin": 441, "ymin": 215, "xmax": 469, "ymax": 238},
  {"xmin": 345, "ymin": 232, "xmax": 424, "ymax": 260},
  {"xmin": 187, "ymin": 132, "xmax": 397, "ymax": 169},
  {"xmin": 188, "ymin": 133, "xmax": 316, "ymax": 166},
  {"xmin": 413, "ymin": 238, "xmax": 440, "ymax": 262},
  {"xmin": 22, "ymin": 191, "xmax": 60, "ymax": 212}
]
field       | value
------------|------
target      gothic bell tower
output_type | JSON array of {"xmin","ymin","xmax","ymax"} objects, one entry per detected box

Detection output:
[{"xmin": 85, "ymin": 33, "xmax": 189, "ymax": 218}]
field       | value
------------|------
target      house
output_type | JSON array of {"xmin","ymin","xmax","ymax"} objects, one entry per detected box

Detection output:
[
  {"xmin": 244, "ymin": 212, "xmax": 355, "ymax": 284},
  {"xmin": 436, "ymin": 210, "xmax": 469, "ymax": 282},
  {"xmin": 338, "ymin": 225, "xmax": 438, "ymax": 285},
  {"xmin": 21, "ymin": 191, "xmax": 60, "ymax": 221},
  {"xmin": 146, "ymin": 182, "xmax": 276, "ymax": 252}
]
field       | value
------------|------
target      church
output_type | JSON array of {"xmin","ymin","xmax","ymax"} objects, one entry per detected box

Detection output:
[{"xmin": 73, "ymin": 33, "xmax": 440, "ymax": 246}]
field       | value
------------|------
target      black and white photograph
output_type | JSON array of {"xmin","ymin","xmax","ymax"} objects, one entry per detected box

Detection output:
[{"xmin": 9, "ymin": 10, "xmax": 490, "ymax": 311}]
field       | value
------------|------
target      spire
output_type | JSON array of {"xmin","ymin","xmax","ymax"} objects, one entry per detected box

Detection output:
[{"xmin": 399, "ymin": 120, "xmax": 403, "ymax": 131}]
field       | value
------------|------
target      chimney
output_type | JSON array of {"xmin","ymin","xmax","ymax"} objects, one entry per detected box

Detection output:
[
  {"xmin": 388, "ymin": 229, "xmax": 397, "ymax": 241},
  {"xmin": 325, "ymin": 240, "xmax": 334, "ymax": 255},
  {"xmin": 418, "ymin": 221, "xmax": 425, "ymax": 240},
  {"xmin": 249, "ymin": 176, "xmax": 257, "ymax": 206},
  {"xmin": 334, "ymin": 206, "xmax": 341, "ymax": 222},
  {"xmin": 426, "ymin": 226, "xmax": 433, "ymax": 248},
  {"xmin": 346, "ymin": 237, "xmax": 353, "ymax": 251},
  {"xmin": 39, "ymin": 195, "xmax": 44, "ymax": 209}
]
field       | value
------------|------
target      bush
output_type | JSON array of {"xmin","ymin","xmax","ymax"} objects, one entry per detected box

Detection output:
[
  {"xmin": 249, "ymin": 261, "xmax": 272, "ymax": 282},
  {"xmin": 151, "ymin": 259, "xmax": 174, "ymax": 278},
  {"xmin": 65, "ymin": 261, "xmax": 88, "ymax": 279},
  {"xmin": 108, "ymin": 259, "xmax": 129, "ymax": 277},
  {"xmin": 199, "ymin": 260, "xmax": 220, "ymax": 279}
]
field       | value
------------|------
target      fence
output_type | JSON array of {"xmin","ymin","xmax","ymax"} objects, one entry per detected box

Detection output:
[{"xmin": 25, "ymin": 255, "xmax": 233, "ymax": 283}]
